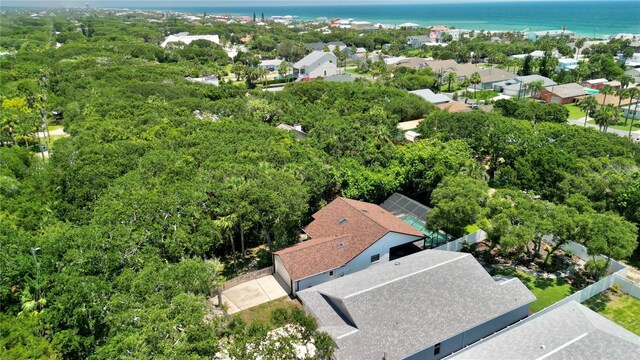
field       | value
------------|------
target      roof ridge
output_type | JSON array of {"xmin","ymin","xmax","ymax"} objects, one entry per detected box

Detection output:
[
  {"xmin": 274, "ymin": 234, "xmax": 351, "ymax": 255},
  {"xmin": 337, "ymin": 197, "xmax": 388, "ymax": 233}
]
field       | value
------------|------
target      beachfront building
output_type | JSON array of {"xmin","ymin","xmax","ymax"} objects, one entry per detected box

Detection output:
[
  {"xmin": 297, "ymin": 249, "xmax": 536, "ymax": 360},
  {"xmin": 429, "ymin": 25, "xmax": 450, "ymax": 42},
  {"xmin": 160, "ymin": 32, "xmax": 220, "ymax": 48},
  {"xmin": 438, "ymin": 29, "xmax": 472, "ymax": 42},
  {"xmin": 350, "ymin": 21, "xmax": 374, "ymax": 30},
  {"xmin": 526, "ymin": 29, "xmax": 575, "ymax": 42},
  {"xmin": 398, "ymin": 22, "xmax": 421, "ymax": 29},
  {"xmin": 293, "ymin": 51, "xmax": 338, "ymax": 79}
]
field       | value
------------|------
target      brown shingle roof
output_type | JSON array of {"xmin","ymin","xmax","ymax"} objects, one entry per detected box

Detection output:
[{"xmin": 273, "ymin": 198, "xmax": 423, "ymax": 281}]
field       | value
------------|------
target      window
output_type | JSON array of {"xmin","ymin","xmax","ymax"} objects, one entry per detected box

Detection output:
[
  {"xmin": 329, "ymin": 271, "xmax": 334, "ymax": 276},
  {"xmin": 434, "ymin": 343, "xmax": 441, "ymax": 356},
  {"xmin": 371, "ymin": 254, "xmax": 380, "ymax": 263}
]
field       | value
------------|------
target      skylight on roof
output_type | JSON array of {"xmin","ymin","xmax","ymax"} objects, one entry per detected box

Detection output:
[{"xmin": 338, "ymin": 218, "xmax": 347, "ymax": 225}]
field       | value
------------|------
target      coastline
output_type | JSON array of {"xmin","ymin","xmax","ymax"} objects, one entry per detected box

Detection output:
[{"xmin": 134, "ymin": 1, "xmax": 640, "ymax": 38}]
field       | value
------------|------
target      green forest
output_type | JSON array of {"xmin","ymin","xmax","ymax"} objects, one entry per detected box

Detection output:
[{"xmin": 0, "ymin": 9, "xmax": 638, "ymax": 359}]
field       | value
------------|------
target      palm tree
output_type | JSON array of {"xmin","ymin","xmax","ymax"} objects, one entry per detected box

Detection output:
[
  {"xmin": 578, "ymin": 96, "xmax": 598, "ymax": 127},
  {"xmin": 278, "ymin": 61, "xmax": 291, "ymax": 82},
  {"xmin": 618, "ymin": 74, "xmax": 634, "ymax": 89},
  {"xmin": 616, "ymin": 88, "xmax": 628, "ymax": 110},
  {"xmin": 470, "ymin": 72, "xmax": 482, "ymax": 99},
  {"xmin": 624, "ymin": 87, "xmax": 640, "ymax": 128},
  {"xmin": 593, "ymin": 104, "xmax": 619, "ymax": 132},
  {"xmin": 446, "ymin": 71, "xmax": 457, "ymax": 91},
  {"xmin": 574, "ymin": 38, "xmax": 585, "ymax": 59},
  {"xmin": 600, "ymin": 84, "xmax": 614, "ymax": 105},
  {"xmin": 527, "ymin": 80, "xmax": 545, "ymax": 99},
  {"xmin": 214, "ymin": 214, "xmax": 238, "ymax": 273}
]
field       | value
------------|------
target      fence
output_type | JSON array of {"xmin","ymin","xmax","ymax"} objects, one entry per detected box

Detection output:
[
  {"xmin": 220, "ymin": 267, "xmax": 274, "ymax": 291},
  {"xmin": 433, "ymin": 230, "xmax": 487, "ymax": 252}
]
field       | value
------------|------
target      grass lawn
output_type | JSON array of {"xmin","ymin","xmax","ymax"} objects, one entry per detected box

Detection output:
[
  {"xmin": 47, "ymin": 125, "xmax": 63, "ymax": 131},
  {"xmin": 345, "ymin": 68, "xmax": 370, "ymax": 76},
  {"xmin": 587, "ymin": 119, "xmax": 640, "ymax": 132},
  {"xmin": 583, "ymin": 290, "xmax": 640, "ymax": 335},
  {"xmin": 564, "ymin": 104, "xmax": 586, "ymax": 120},
  {"xmin": 235, "ymin": 297, "xmax": 301, "ymax": 328},
  {"xmin": 493, "ymin": 268, "xmax": 574, "ymax": 313}
]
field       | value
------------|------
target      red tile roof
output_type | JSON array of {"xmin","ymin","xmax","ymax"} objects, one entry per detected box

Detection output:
[{"xmin": 273, "ymin": 198, "xmax": 424, "ymax": 281}]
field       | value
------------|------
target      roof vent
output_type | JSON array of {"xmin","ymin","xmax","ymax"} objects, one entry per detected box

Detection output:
[
  {"xmin": 394, "ymin": 262, "xmax": 400, "ymax": 265},
  {"xmin": 338, "ymin": 242, "xmax": 345, "ymax": 248},
  {"xmin": 338, "ymin": 218, "xmax": 347, "ymax": 225}
]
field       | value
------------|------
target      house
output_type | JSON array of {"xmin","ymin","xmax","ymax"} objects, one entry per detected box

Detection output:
[
  {"xmin": 297, "ymin": 250, "xmax": 535, "ymax": 360},
  {"xmin": 388, "ymin": 57, "xmax": 431, "ymax": 70},
  {"xmin": 404, "ymin": 130, "xmax": 421, "ymax": 142},
  {"xmin": 477, "ymin": 68, "xmax": 518, "ymax": 90},
  {"xmin": 557, "ymin": 58, "xmax": 579, "ymax": 71},
  {"xmin": 429, "ymin": 25, "xmax": 450, "ymax": 42},
  {"xmin": 626, "ymin": 68, "xmax": 640, "ymax": 84},
  {"xmin": 409, "ymin": 89, "xmax": 452, "ymax": 105},
  {"xmin": 424, "ymin": 59, "xmax": 459, "ymax": 74},
  {"xmin": 538, "ymin": 83, "xmax": 587, "ymax": 104},
  {"xmin": 450, "ymin": 301, "xmax": 640, "ymax": 360},
  {"xmin": 493, "ymin": 75, "xmax": 556, "ymax": 97},
  {"xmin": 438, "ymin": 29, "xmax": 472, "ymax": 42},
  {"xmin": 526, "ymin": 29, "xmax": 575, "ymax": 42},
  {"xmin": 293, "ymin": 51, "xmax": 338, "ymax": 79},
  {"xmin": 351, "ymin": 48, "xmax": 382, "ymax": 62},
  {"xmin": 583, "ymin": 78, "xmax": 609, "ymax": 89},
  {"xmin": 625, "ymin": 53, "xmax": 640, "ymax": 68},
  {"xmin": 160, "ymin": 33, "xmax": 220, "ymax": 48},
  {"xmin": 305, "ymin": 41, "xmax": 348, "ymax": 52},
  {"xmin": 351, "ymin": 21, "xmax": 374, "ymax": 30},
  {"xmin": 276, "ymin": 124, "xmax": 307, "ymax": 140},
  {"xmin": 185, "ymin": 75, "xmax": 219, "ymax": 86},
  {"xmin": 258, "ymin": 59, "xmax": 283, "ymax": 72},
  {"xmin": 408, "ymin": 35, "xmax": 434, "ymax": 48},
  {"xmin": 272, "ymin": 197, "xmax": 424, "ymax": 295}
]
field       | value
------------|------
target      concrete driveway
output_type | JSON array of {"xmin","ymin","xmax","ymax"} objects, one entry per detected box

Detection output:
[{"xmin": 213, "ymin": 275, "xmax": 289, "ymax": 314}]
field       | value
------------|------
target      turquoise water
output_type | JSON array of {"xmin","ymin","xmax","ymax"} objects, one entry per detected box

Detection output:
[{"xmin": 143, "ymin": 1, "xmax": 640, "ymax": 37}]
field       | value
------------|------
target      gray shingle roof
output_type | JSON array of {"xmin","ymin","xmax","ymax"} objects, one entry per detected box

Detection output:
[
  {"xmin": 547, "ymin": 83, "xmax": 587, "ymax": 99},
  {"xmin": 450, "ymin": 300, "xmax": 640, "ymax": 360},
  {"xmin": 297, "ymin": 250, "xmax": 535, "ymax": 360}
]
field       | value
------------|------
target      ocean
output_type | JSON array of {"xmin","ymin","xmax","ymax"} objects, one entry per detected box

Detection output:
[{"xmin": 140, "ymin": 1, "xmax": 640, "ymax": 38}]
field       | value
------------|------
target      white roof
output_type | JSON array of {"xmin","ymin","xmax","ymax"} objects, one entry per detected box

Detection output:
[
  {"xmin": 559, "ymin": 58, "xmax": 578, "ymax": 64},
  {"xmin": 409, "ymin": 89, "xmax": 452, "ymax": 104},
  {"xmin": 398, "ymin": 22, "xmax": 420, "ymax": 28},
  {"xmin": 586, "ymin": 78, "xmax": 608, "ymax": 84},
  {"xmin": 161, "ymin": 34, "xmax": 220, "ymax": 48}
]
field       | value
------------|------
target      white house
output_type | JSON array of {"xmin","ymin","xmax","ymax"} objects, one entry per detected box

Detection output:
[
  {"xmin": 293, "ymin": 51, "xmax": 338, "ymax": 79},
  {"xmin": 297, "ymin": 250, "xmax": 535, "ymax": 360},
  {"xmin": 273, "ymin": 197, "xmax": 424, "ymax": 295},
  {"xmin": 258, "ymin": 59, "xmax": 284, "ymax": 72},
  {"xmin": 557, "ymin": 58, "xmax": 579, "ymax": 71},
  {"xmin": 160, "ymin": 33, "xmax": 220, "ymax": 48},
  {"xmin": 493, "ymin": 75, "xmax": 556, "ymax": 97}
]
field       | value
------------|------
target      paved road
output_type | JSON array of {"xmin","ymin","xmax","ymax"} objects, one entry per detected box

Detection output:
[{"xmin": 567, "ymin": 117, "xmax": 640, "ymax": 140}]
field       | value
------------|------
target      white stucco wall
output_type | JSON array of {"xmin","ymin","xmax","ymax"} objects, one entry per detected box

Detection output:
[
  {"xmin": 302, "ymin": 54, "xmax": 338, "ymax": 78},
  {"xmin": 294, "ymin": 232, "xmax": 422, "ymax": 294}
]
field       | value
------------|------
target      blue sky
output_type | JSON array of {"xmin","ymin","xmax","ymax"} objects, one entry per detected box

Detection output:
[{"xmin": 2, "ymin": 0, "xmax": 606, "ymax": 8}]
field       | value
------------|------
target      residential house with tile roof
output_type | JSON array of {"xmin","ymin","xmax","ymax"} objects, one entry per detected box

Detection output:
[
  {"xmin": 297, "ymin": 250, "xmax": 535, "ymax": 360},
  {"xmin": 273, "ymin": 197, "xmax": 424, "ymax": 295}
]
